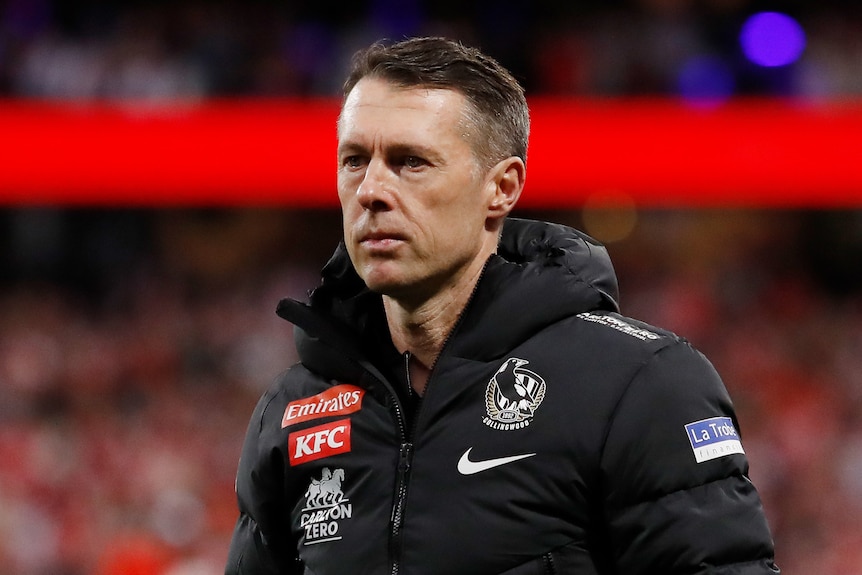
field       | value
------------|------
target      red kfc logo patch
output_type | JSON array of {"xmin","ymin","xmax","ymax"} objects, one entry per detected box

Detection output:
[
  {"xmin": 289, "ymin": 418, "xmax": 352, "ymax": 466},
  {"xmin": 282, "ymin": 384, "xmax": 365, "ymax": 428}
]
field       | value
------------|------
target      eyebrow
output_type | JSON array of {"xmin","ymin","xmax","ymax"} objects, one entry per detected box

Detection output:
[
  {"xmin": 336, "ymin": 141, "xmax": 365, "ymax": 157},
  {"xmin": 388, "ymin": 143, "xmax": 442, "ymax": 162}
]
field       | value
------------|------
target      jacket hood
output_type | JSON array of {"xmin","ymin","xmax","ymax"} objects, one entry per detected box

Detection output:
[
  {"xmin": 277, "ymin": 218, "xmax": 619, "ymax": 368},
  {"xmin": 450, "ymin": 218, "xmax": 619, "ymax": 361}
]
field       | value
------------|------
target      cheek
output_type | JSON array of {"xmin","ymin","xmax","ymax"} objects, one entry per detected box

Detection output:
[
  {"xmin": 338, "ymin": 180, "xmax": 362, "ymax": 222},
  {"xmin": 429, "ymin": 197, "xmax": 485, "ymax": 250},
  {"xmin": 336, "ymin": 178, "xmax": 353, "ymax": 210},
  {"xmin": 339, "ymin": 204, "xmax": 363, "ymax": 260},
  {"xmin": 442, "ymin": 178, "xmax": 490, "ymax": 225},
  {"xmin": 337, "ymin": 166, "xmax": 364, "ymax": 203}
]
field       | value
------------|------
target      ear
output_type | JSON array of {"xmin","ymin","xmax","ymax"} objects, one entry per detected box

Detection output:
[{"xmin": 485, "ymin": 156, "xmax": 525, "ymax": 222}]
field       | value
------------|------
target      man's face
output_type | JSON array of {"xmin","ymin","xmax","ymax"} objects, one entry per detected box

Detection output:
[{"xmin": 337, "ymin": 77, "xmax": 498, "ymax": 303}]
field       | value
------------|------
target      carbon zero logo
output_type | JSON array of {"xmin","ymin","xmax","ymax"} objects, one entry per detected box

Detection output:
[{"xmin": 300, "ymin": 467, "xmax": 353, "ymax": 545}]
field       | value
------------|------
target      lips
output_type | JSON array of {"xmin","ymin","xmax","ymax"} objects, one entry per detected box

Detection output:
[
  {"xmin": 362, "ymin": 231, "xmax": 401, "ymax": 241},
  {"xmin": 358, "ymin": 230, "xmax": 406, "ymax": 246}
]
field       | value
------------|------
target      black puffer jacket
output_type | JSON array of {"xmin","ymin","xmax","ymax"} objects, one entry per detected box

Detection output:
[{"xmin": 226, "ymin": 218, "xmax": 779, "ymax": 575}]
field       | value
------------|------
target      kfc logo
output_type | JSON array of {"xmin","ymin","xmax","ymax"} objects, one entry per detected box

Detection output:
[{"xmin": 289, "ymin": 418, "xmax": 352, "ymax": 466}]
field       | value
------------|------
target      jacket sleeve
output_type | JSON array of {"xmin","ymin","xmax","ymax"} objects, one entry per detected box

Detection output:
[
  {"xmin": 225, "ymin": 386, "xmax": 301, "ymax": 575},
  {"xmin": 599, "ymin": 340, "xmax": 780, "ymax": 574}
]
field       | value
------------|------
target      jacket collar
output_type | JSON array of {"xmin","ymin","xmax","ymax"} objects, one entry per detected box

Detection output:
[{"xmin": 278, "ymin": 218, "xmax": 620, "ymax": 365}]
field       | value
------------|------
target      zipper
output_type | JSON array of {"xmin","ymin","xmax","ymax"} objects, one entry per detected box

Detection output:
[
  {"xmin": 387, "ymin": 261, "xmax": 491, "ymax": 574},
  {"xmin": 388, "ymin": 353, "xmax": 417, "ymax": 575},
  {"xmin": 389, "ymin": 442, "xmax": 414, "ymax": 575}
]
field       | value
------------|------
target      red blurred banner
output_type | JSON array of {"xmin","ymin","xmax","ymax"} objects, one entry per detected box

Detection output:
[{"xmin": 1, "ymin": 98, "xmax": 860, "ymax": 207}]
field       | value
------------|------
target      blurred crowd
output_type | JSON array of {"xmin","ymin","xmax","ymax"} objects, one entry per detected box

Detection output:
[
  {"xmin": 0, "ymin": 208, "xmax": 331, "ymax": 575},
  {"xmin": 1, "ymin": 0, "xmax": 862, "ymax": 100},
  {"xmin": 1, "ymin": 1, "xmax": 862, "ymax": 574}
]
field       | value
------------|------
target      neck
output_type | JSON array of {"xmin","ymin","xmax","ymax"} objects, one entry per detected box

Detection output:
[
  {"xmin": 386, "ymin": 296, "xmax": 459, "ymax": 396},
  {"xmin": 384, "ymin": 286, "xmax": 466, "ymax": 370},
  {"xmin": 384, "ymin": 257, "xmax": 487, "ymax": 394}
]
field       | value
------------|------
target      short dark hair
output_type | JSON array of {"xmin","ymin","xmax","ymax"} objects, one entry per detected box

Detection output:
[{"xmin": 342, "ymin": 37, "xmax": 529, "ymax": 168}]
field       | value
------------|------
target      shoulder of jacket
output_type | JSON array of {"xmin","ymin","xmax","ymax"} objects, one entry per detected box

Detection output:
[
  {"xmin": 250, "ymin": 364, "xmax": 327, "ymax": 427},
  {"xmin": 573, "ymin": 310, "xmax": 680, "ymax": 348}
]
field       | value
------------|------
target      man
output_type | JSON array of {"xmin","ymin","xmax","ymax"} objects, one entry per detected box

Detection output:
[{"xmin": 226, "ymin": 37, "xmax": 779, "ymax": 574}]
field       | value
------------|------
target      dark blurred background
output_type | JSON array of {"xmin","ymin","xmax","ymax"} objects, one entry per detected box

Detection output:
[{"xmin": 1, "ymin": 1, "xmax": 862, "ymax": 573}]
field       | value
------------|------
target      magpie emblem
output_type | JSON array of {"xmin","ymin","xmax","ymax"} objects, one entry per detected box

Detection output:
[{"xmin": 483, "ymin": 358, "xmax": 546, "ymax": 431}]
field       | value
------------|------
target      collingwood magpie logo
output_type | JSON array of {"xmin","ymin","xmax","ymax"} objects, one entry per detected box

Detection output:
[
  {"xmin": 484, "ymin": 358, "xmax": 546, "ymax": 431},
  {"xmin": 300, "ymin": 468, "xmax": 353, "ymax": 545}
]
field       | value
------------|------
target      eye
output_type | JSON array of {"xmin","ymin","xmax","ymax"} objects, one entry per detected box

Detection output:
[
  {"xmin": 342, "ymin": 155, "xmax": 365, "ymax": 169},
  {"xmin": 403, "ymin": 155, "xmax": 425, "ymax": 169}
]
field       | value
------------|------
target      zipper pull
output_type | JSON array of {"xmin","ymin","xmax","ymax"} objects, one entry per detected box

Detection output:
[
  {"xmin": 390, "ymin": 442, "xmax": 414, "ymax": 525},
  {"xmin": 398, "ymin": 442, "xmax": 413, "ymax": 473}
]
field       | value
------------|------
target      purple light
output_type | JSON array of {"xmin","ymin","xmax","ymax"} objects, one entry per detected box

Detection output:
[{"xmin": 740, "ymin": 12, "xmax": 806, "ymax": 67}]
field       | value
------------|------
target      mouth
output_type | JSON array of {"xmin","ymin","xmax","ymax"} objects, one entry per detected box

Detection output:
[
  {"xmin": 358, "ymin": 230, "xmax": 406, "ymax": 250},
  {"xmin": 359, "ymin": 229, "xmax": 405, "ymax": 242}
]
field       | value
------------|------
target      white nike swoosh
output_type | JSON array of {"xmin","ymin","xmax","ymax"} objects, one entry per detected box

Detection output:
[{"xmin": 457, "ymin": 447, "xmax": 537, "ymax": 475}]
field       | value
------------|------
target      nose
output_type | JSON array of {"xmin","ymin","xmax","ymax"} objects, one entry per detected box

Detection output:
[{"xmin": 356, "ymin": 158, "xmax": 393, "ymax": 211}]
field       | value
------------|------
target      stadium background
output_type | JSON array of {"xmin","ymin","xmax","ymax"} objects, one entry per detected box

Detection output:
[{"xmin": 1, "ymin": 1, "xmax": 862, "ymax": 573}]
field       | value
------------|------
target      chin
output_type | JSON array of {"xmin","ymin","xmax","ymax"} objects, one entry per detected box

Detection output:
[
  {"xmin": 364, "ymin": 278, "xmax": 408, "ymax": 297},
  {"xmin": 358, "ymin": 266, "xmax": 405, "ymax": 294}
]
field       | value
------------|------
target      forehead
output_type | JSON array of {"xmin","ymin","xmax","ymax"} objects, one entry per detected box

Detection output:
[{"xmin": 338, "ymin": 77, "xmax": 470, "ymax": 145}]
